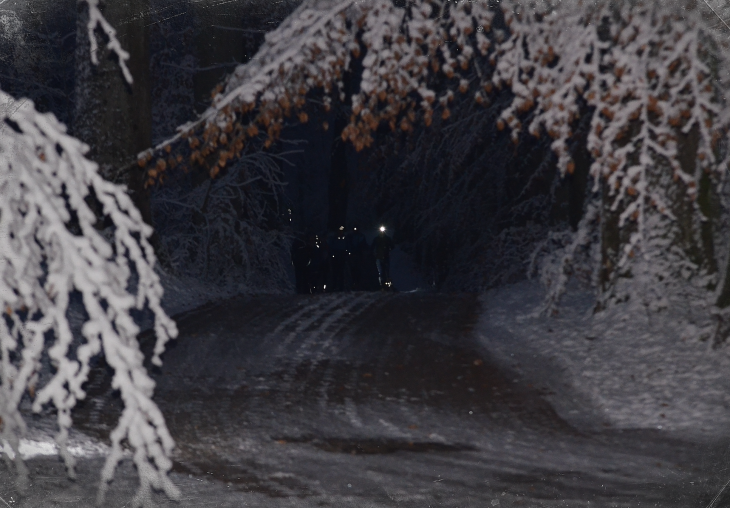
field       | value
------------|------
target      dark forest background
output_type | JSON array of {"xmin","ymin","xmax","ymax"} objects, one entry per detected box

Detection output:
[{"xmin": 0, "ymin": 0, "xmax": 602, "ymax": 294}]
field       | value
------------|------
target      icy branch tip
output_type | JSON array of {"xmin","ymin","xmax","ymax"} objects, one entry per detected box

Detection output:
[{"xmin": 81, "ymin": 0, "xmax": 134, "ymax": 85}]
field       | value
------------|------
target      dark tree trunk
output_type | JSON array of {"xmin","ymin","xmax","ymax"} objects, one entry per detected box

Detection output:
[
  {"xmin": 328, "ymin": 116, "xmax": 350, "ymax": 232},
  {"xmin": 73, "ymin": 0, "xmax": 152, "ymax": 228},
  {"xmin": 326, "ymin": 53, "xmax": 362, "ymax": 233},
  {"xmin": 598, "ymin": 184, "xmax": 622, "ymax": 297},
  {"xmin": 675, "ymin": 125, "xmax": 718, "ymax": 280},
  {"xmin": 549, "ymin": 107, "xmax": 593, "ymax": 231},
  {"xmin": 567, "ymin": 113, "xmax": 592, "ymax": 231},
  {"xmin": 191, "ymin": 2, "xmax": 246, "ymax": 114}
]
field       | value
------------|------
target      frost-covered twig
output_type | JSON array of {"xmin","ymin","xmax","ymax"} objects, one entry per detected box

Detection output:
[
  {"xmin": 80, "ymin": 0, "xmax": 134, "ymax": 84},
  {"xmin": 532, "ymin": 203, "xmax": 600, "ymax": 315},
  {"xmin": 701, "ymin": 0, "xmax": 730, "ymax": 34}
]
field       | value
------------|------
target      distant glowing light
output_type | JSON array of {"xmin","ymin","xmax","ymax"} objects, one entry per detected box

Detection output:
[{"xmin": 379, "ymin": 226, "xmax": 386, "ymax": 232}]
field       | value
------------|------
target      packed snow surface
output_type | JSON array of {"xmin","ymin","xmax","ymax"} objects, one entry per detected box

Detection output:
[{"xmin": 9, "ymin": 275, "xmax": 730, "ymax": 506}]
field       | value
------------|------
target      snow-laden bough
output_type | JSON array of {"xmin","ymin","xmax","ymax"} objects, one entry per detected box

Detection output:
[{"xmin": 0, "ymin": 92, "xmax": 179, "ymax": 505}]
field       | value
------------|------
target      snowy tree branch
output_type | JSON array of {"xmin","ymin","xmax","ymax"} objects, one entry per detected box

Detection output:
[
  {"xmin": 0, "ymin": 92, "xmax": 178, "ymax": 506},
  {"xmin": 80, "ymin": 0, "xmax": 134, "ymax": 85}
]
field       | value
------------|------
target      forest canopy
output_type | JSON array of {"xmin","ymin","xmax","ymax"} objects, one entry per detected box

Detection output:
[{"xmin": 147, "ymin": 0, "xmax": 730, "ymax": 312}]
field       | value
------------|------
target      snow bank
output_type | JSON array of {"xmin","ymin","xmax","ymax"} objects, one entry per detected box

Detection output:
[{"xmin": 478, "ymin": 280, "xmax": 730, "ymax": 439}]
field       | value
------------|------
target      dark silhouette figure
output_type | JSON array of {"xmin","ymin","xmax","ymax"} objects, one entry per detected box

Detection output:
[
  {"xmin": 307, "ymin": 233, "xmax": 327, "ymax": 293},
  {"xmin": 327, "ymin": 226, "xmax": 348, "ymax": 292},
  {"xmin": 346, "ymin": 225, "xmax": 368, "ymax": 290},
  {"xmin": 291, "ymin": 234, "xmax": 310, "ymax": 294},
  {"xmin": 372, "ymin": 226, "xmax": 395, "ymax": 289}
]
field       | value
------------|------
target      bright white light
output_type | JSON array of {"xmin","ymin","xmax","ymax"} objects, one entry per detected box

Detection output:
[{"xmin": 379, "ymin": 226, "xmax": 386, "ymax": 232}]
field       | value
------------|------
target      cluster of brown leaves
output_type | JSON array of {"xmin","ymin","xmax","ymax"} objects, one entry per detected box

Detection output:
[{"xmin": 139, "ymin": 0, "xmax": 496, "ymax": 187}]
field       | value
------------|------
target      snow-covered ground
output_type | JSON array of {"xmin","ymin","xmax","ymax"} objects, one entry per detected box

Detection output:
[
  {"xmin": 7, "ymin": 274, "xmax": 730, "ymax": 506},
  {"xmin": 479, "ymin": 280, "xmax": 730, "ymax": 439},
  {"xmin": 147, "ymin": 267, "xmax": 730, "ymax": 444}
]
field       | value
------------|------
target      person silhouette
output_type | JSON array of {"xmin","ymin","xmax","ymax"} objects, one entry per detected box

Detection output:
[{"xmin": 372, "ymin": 225, "xmax": 394, "ymax": 289}]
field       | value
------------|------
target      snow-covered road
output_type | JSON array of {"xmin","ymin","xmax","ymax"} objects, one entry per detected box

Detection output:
[{"xmin": 5, "ymin": 290, "xmax": 730, "ymax": 506}]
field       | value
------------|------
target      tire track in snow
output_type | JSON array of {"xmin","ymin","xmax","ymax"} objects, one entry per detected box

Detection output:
[
  {"xmin": 317, "ymin": 361, "xmax": 334, "ymax": 415},
  {"xmin": 344, "ymin": 367, "xmax": 369, "ymax": 430},
  {"xmin": 291, "ymin": 293, "xmax": 371, "ymax": 356},
  {"xmin": 267, "ymin": 293, "xmax": 353, "ymax": 395},
  {"xmin": 297, "ymin": 294, "xmax": 390, "ymax": 417},
  {"xmin": 302, "ymin": 292, "xmax": 384, "ymax": 361},
  {"xmin": 269, "ymin": 296, "xmax": 333, "ymax": 335},
  {"xmin": 344, "ymin": 398, "xmax": 364, "ymax": 428},
  {"xmin": 273, "ymin": 293, "xmax": 381, "ymax": 405},
  {"xmin": 268, "ymin": 293, "xmax": 353, "ymax": 357}
]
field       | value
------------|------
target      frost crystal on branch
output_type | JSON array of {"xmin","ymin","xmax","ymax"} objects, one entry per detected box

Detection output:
[{"xmin": 0, "ymin": 92, "xmax": 178, "ymax": 506}]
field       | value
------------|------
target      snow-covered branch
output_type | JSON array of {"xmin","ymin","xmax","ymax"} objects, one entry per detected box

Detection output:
[
  {"xmin": 143, "ymin": 0, "xmax": 495, "ymax": 181},
  {"xmin": 141, "ymin": 0, "xmax": 730, "ymax": 310},
  {"xmin": 80, "ymin": 0, "xmax": 133, "ymax": 84},
  {"xmin": 493, "ymin": 0, "xmax": 730, "ymax": 307},
  {"xmin": 0, "ymin": 92, "xmax": 177, "ymax": 505}
]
